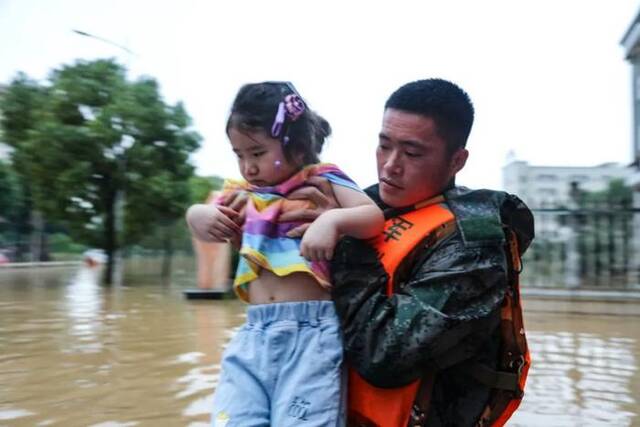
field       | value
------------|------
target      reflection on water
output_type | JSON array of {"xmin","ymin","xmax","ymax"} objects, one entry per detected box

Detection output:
[
  {"xmin": 511, "ymin": 313, "xmax": 639, "ymax": 427},
  {"xmin": 64, "ymin": 268, "xmax": 104, "ymax": 354},
  {"xmin": 0, "ymin": 264, "xmax": 245, "ymax": 426},
  {"xmin": 0, "ymin": 265, "xmax": 639, "ymax": 426}
]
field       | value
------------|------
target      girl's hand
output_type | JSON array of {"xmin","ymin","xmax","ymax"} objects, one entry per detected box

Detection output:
[
  {"xmin": 186, "ymin": 204, "xmax": 241, "ymax": 243},
  {"xmin": 299, "ymin": 211, "xmax": 340, "ymax": 261}
]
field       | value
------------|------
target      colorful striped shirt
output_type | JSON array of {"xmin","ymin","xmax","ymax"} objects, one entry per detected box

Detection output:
[{"xmin": 215, "ymin": 163, "xmax": 362, "ymax": 302}]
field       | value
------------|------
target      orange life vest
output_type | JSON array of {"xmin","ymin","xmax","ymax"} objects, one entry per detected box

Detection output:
[{"xmin": 347, "ymin": 199, "xmax": 530, "ymax": 427}]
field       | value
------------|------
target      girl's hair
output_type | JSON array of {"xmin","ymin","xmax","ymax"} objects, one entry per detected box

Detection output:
[{"xmin": 226, "ymin": 82, "xmax": 331, "ymax": 165}]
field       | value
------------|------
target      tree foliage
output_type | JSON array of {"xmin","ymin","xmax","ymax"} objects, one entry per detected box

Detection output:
[
  {"xmin": 0, "ymin": 159, "xmax": 32, "ymax": 256},
  {"xmin": 582, "ymin": 179, "xmax": 633, "ymax": 206},
  {"xmin": 0, "ymin": 160, "xmax": 18, "ymax": 220},
  {"xmin": 566, "ymin": 179, "xmax": 634, "ymax": 212},
  {"xmin": 189, "ymin": 175, "xmax": 224, "ymax": 204},
  {"xmin": 0, "ymin": 59, "xmax": 201, "ymax": 281},
  {"xmin": 0, "ymin": 160, "xmax": 25, "ymax": 244}
]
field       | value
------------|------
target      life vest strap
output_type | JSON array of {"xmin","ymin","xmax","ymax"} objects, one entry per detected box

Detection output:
[
  {"xmin": 460, "ymin": 362, "xmax": 522, "ymax": 395},
  {"xmin": 408, "ymin": 369, "xmax": 436, "ymax": 427},
  {"xmin": 480, "ymin": 231, "xmax": 530, "ymax": 427}
]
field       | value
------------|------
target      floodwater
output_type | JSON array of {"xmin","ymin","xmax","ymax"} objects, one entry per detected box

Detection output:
[{"xmin": 0, "ymin": 265, "xmax": 638, "ymax": 426}]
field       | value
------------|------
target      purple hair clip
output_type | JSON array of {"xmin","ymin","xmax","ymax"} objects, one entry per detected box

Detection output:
[
  {"xmin": 271, "ymin": 101, "xmax": 287, "ymax": 138},
  {"xmin": 284, "ymin": 94, "xmax": 305, "ymax": 121},
  {"xmin": 270, "ymin": 94, "xmax": 306, "ymax": 139}
]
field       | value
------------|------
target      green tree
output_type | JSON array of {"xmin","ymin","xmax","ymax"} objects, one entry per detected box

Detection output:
[
  {"xmin": 582, "ymin": 179, "xmax": 633, "ymax": 206},
  {"xmin": 0, "ymin": 74, "xmax": 46, "ymax": 260},
  {"xmin": 0, "ymin": 159, "xmax": 34, "ymax": 258},
  {"xmin": 0, "ymin": 160, "xmax": 19, "ymax": 246},
  {"xmin": 189, "ymin": 175, "xmax": 224, "ymax": 204},
  {"xmin": 0, "ymin": 161, "xmax": 17, "ymax": 221},
  {"xmin": 126, "ymin": 174, "xmax": 224, "ymax": 279},
  {"xmin": 0, "ymin": 59, "xmax": 201, "ymax": 282}
]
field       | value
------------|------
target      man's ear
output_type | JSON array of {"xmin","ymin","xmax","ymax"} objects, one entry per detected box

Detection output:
[{"xmin": 449, "ymin": 148, "xmax": 469, "ymax": 176}]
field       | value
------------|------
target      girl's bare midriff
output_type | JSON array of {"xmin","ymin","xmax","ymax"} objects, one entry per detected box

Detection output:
[{"xmin": 247, "ymin": 270, "xmax": 330, "ymax": 304}]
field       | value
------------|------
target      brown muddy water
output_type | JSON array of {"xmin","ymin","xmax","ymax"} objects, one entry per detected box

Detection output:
[{"xmin": 0, "ymin": 264, "xmax": 638, "ymax": 426}]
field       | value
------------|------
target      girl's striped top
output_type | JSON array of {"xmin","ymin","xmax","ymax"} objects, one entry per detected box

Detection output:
[{"xmin": 215, "ymin": 163, "xmax": 362, "ymax": 302}]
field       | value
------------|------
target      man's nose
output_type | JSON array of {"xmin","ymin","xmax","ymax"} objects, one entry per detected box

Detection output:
[{"xmin": 384, "ymin": 150, "xmax": 402, "ymax": 175}]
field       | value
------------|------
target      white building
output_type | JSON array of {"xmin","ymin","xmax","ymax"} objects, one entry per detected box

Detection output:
[
  {"xmin": 622, "ymin": 8, "xmax": 640, "ymax": 286},
  {"xmin": 503, "ymin": 160, "xmax": 634, "ymax": 208},
  {"xmin": 622, "ymin": 9, "xmax": 640, "ymax": 170},
  {"xmin": 621, "ymin": 7, "xmax": 640, "ymax": 195}
]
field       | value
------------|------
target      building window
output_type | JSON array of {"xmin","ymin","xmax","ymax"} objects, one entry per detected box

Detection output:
[
  {"xmin": 536, "ymin": 174, "xmax": 557, "ymax": 182},
  {"xmin": 570, "ymin": 175, "xmax": 589, "ymax": 182}
]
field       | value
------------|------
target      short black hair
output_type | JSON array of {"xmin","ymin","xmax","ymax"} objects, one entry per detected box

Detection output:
[
  {"xmin": 384, "ymin": 79, "xmax": 474, "ymax": 154},
  {"xmin": 226, "ymin": 82, "xmax": 331, "ymax": 165}
]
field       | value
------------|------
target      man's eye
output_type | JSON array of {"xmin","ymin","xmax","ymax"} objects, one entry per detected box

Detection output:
[
  {"xmin": 378, "ymin": 143, "xmax": 390, "ymax": 151},
  {"xmin": 253, "ymin": 151, "xmax": 265, "ymax": 157},
  {"xmin": 406, "ymin": 152, "xmax": 422, "ymax": 158}
]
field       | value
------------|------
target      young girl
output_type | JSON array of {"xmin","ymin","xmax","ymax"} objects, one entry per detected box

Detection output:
[{"xmin": 186, "ymin": 82, "xmax": 384, "ymax": 427}]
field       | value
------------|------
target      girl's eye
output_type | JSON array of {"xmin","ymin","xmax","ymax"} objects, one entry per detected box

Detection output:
[
  {"xmin": 406, "ymin": 152, "xmax": 421, "ymax": 158},
  {"xmin": 378, "ymin": 143, "xmax": 390, "ymax": 151},
  {"xmin": 253, "ymin": 151, "xmax": 266, "ymax": 157}
]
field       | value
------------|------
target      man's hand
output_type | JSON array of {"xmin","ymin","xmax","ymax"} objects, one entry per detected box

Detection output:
[
  {"xmin": 219, "ymin": 191, "xmax": 249, "ymax": 248},
  {"xmin": 186, "ymin": 204, "xmax": 242, "ymax": 243},
  {"xmin": 279, "ymin": 176, "xmax": 339, "ymax": 238},
  {"xmin": 218, "ymin": 191, "xmax": 248, "ymax": 225}
]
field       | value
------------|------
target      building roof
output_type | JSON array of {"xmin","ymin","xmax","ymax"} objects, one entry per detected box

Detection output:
[{"xmin": 503, "ymin": 160, "xmax": 628, "ymax": 170}]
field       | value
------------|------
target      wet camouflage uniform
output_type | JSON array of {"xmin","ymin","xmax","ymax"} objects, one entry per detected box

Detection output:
[{"xmin": 331, "ymin": 185, "xmax": 534, "ymax": 426}]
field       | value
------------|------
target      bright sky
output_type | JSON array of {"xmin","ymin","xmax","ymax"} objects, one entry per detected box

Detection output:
[{"xmin": 1, "ymin": 0, "xmax": 638, "ymax": 190}]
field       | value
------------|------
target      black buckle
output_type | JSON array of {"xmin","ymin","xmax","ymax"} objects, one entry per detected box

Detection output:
[{"xmin": 408, "ymin": 404, "xmax": 427, "ymax": 426}]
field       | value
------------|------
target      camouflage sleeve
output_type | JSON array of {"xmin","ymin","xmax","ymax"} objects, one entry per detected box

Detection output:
[{"xmin": 331, "ymin": 230, "xmax": 508, "ymax": 388}]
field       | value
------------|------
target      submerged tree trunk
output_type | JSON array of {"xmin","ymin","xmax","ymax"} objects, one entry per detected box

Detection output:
[
  {"xmin": 104, "ymin": 195, "xmax": 117, "ymax": 285},
  {"xmin": 29, "ymin": 210, "xmax": 43, "ymax": 262},
  {"xmin": 39, "ymin": 229, "xmax": 50, "ymax": 262},
  {"xmin": 161, "ymin": 224, "xmax": 173, "ymax": 280}
]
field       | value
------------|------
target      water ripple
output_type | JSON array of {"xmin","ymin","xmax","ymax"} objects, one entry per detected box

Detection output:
[{"xmin": 510, "ymin": 326, "xmax": 638, "ymax": 427}]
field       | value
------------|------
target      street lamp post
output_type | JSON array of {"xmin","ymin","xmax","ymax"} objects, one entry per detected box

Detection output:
[{"xmin": 73, "ymin": 30, "xmax": 135, "ymax": 56}]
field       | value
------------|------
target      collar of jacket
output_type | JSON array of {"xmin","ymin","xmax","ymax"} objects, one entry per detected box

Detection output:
[{"xmin": 364, "ymin": 183, "xmax": 453, "ymax": 220}]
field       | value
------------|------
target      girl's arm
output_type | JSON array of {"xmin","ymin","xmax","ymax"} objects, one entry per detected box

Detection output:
[
  {"xmin": 300, "ymin": 184, "xmax": 384, "ymax": 261},
  {"xmin": 324, "ymin": 184, "xmax": 384, "ymax": 238}
]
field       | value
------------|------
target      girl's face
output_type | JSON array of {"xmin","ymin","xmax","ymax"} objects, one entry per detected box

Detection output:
[{"xmin": 228, "ymin": 127, "xmax": 302, "ymax": 186}]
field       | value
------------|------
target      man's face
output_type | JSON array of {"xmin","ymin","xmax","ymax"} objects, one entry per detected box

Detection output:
[{"xmin": 376, "ymin": 108, "xmax": 468, "ymax": 208}]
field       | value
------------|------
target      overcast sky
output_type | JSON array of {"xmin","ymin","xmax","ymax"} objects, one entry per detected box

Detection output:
[{"xmin": 1, "ymin": 0, "xmax": 638, "ymax": 190}]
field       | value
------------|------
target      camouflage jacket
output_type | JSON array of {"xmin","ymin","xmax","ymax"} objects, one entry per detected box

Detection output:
[{"xmin": 331, "ymin": 185, "xmax": 534, "ymax": 426}]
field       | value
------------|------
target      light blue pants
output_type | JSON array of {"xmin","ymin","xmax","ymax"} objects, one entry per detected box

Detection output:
[{"xmin": 211, "ymin": 301, "xmax": 345, "ymax": 427}]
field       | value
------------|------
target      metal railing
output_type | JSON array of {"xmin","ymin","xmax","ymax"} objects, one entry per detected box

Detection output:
[{"xmin": 522, "ymin": 202, "xmax": 640, "ymax": 289}]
